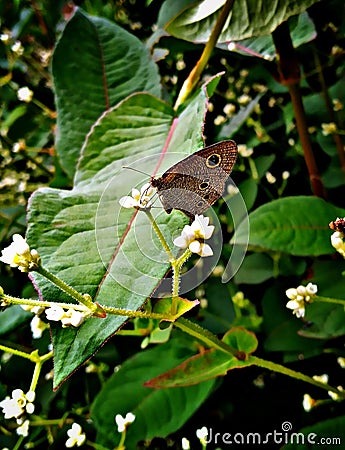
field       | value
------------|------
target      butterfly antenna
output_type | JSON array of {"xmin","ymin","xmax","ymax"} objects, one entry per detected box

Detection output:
[{"xmin": 122, "ymin": 166, "xmax": 151, "ymax": 177}]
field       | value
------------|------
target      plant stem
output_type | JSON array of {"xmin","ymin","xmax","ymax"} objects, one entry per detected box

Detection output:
[
  {"xmin": 313, "ymin": 295, "xmax": 345, "ymax": 306},
  {"xmin": 272, "ymin": 22, "xmax": 326, "ymax": 199},
  {"xmin": 37, "ymin": 264, "xmax": 98, "ymax": 313},
  {"xmin": 144, "ymin": 210, "xmax": 174, "ymax": 261},
  {"xmin": 175, "ymin": 317, "xmax": 241, "ymax": 358},
  {"xmin": 174, "ymin": 0, "xmax": 235, "ymax": 110},
  {"xmin": 253, "ymin": 356, "xmax": 345, "ymax": 397}
]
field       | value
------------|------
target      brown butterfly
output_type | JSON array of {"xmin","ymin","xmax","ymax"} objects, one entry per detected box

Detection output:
[{"xmin": 151, "ymin": 140, "xmax": 238, "ymax": 218}]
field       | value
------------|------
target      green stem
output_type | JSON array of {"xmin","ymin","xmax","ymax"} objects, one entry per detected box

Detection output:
[
  {"xmin": 171, "ymin": 249, "xmax": 193, "ymax": 314},
  {"xmin": 253, "ymin": 356, "xmax": 345, "ymax": 397},
  {"xmin": 313, "ymin": 295, "xmax": 345, "ymax": 306},
  {"xmin": 103, "ymin": 305, "xmax": 174, "ymax": 321},
  {"xmin": 174, "ymin": 0, "xmax": 235, "ymax": 110},
  {"xmin": 3, "ymin": 293, "xmax": 91, "ymax": 312},
  {"xmin": 144, "ymin": 210, "xmax": 174, "ymax": 261},
  {"xmin": 175, "ymin": 317, "xmax": 240, "ymax": 357},
  {"xmin": 37, "ymin": 264, "xmax": 98, "ymax": 313}
]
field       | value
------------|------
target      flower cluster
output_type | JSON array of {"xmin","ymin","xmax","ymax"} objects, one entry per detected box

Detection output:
[
  {"xmin": 119, "ymin": 183, "xmax": 154, "ymax": 210},
  {"xmin": 0, "ymin": 234, "xmax": 40, "ymax": 272},
  {"xmin": 45, "ymin": 305, "xmax": 85, "ymax": 328},
  {"xmin": 285, "ymin": 283, "xmax": 318, "ymax": 318},
  {"xmin": 173, "ymin": 214, "xmax": 214, "ymax": 257},
  {"xmin": 0, "ymin": 389, "xmax": 35, "ymax": 421}
]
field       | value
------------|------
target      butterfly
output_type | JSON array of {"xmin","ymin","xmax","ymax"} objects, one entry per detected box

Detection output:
[{"xmin": 151, "ymin": 140, "xmax": 238, "ymax": 218}]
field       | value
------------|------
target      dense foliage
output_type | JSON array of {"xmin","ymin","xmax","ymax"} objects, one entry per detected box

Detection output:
[{"xmin": 0, "ymin": 0, "xmax": 345, "ymax": 449}]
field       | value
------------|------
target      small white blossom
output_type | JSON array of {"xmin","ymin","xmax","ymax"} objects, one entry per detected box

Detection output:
[
  {"xmin": 61, "ymin": 310, "xmax": 85, "ymax": 328},
  {"xmin": 331, "ymin": 231, "xmax": 345, "ymax": 258},
  {"xmin": 182, "ymin": 437, "xmax": 190, "ymax": 449},
  {"xmin": 0, "ymin": 389, "xmax": 35, "ymax": 419},
  {"xmin": 328, "ymin": 386, "xmax": 344, "ymax": 401},
  {"xmin": 115, "ymin": 412, "xmax": 136, "ymax": 433},
  {"xmin": 173, "ymin": 215, "xmax": 214, "ymax": 257},
  {"xmin": 30, "ymin": 315, "xmax": 49, "ymax": 339},
  {"xmin": 238, "ymin": 144, "xmax": 253, "ymax": 158},
  {"xmin": 238, "ymin": 94, "xmax": 251, "ymax": 105},
  {"xmin": 282, "ymin": 171, "xmax": 290, "ymax": 180},
  {"xmin": 119, "ymin": 183, "xmax": 154, "ymax": 209},
  {"xmin": 17, "ymin": 419, "xmax": 29, "ymax": 436},
  {"xmin": 0, "ymin": 33, "xmax": 10, "ymax": 42},
  {"xmin": 196, "ymin": 426, "xmax": 208, "ymax": 445},
  {"xmin": 0, "ymin": 234, "xmax": 40, "ymax": 272},
  {"xmin": 265, "ymin": 171, "xmax": 276, "ymax": 184},
  {"xmin": 302, "ymin": 394, "xmax": 315, "ymax": 412},
  {"xmin": 337, "ymin": 357, "xmax": 345, "ymax": 368},
  {"xmin": 45, "ymin": 305, "xmax": 66, "ymax": 322},
  {"xmin": 11, "ymin": 40, "xmax": 24, "ymax": 54},
  {"xmin": 46, "ymin": 306, "xmax": 85, "ymax": 328},
  {"xmin": 17, "ymin": 87, "xmax": 33, "ymax": 102},
  {"xmin": 66, "ymin": 423, "xmax": 86, "ymax": 448},
  {"xmin": 321, "ymin": 122, "xmax": 337, "ymax": 136},
  {"xmin": 313, "ymin": 374, "xmax": 329, "ymax": 384}
]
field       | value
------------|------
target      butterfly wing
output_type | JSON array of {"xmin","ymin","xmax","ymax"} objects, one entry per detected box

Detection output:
[{"xmin": 152, "ymin": 140, "xmax": 238, "ymax": 217}]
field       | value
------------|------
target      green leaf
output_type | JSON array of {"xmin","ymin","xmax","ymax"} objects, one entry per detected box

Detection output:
[
  {"xmin": 234, "ymin": 253, "xmax": 274, "ymax": 284},
  {"xmin": 91, "ymin": 335, "xmax": 216, "ymax": 448},
  {"xmin": 0, "ymin": 305, "xmax": 31, "ymax": 335},
  {"xmin": 52, "ymin": 8, "xmax": 161, "ymax": 178},
  {"xmin": 158, "ymin": 0, "xmax": 321, "ymax": 42},
  {"xmin": 227, "ymin": 11, "xmax": 316, "ymax": 60},
  {"xmin": 27, "ymin": 74, "xmax": 222, "ymax": 388},
  {"xmin": 299, "ymin": 302, "xmax": 345, "ymax": 339},
  {"xmin": 145, "ymin": 328, "xmax": 257, "ymax": 388},
  {"xmin": 234, "ymin": 196, "xmax": 345, "ymax": 256}
]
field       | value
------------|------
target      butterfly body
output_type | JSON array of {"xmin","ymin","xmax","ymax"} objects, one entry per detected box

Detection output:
[{"xmin": 151, "ymin": 140, "xmax": 238, "ymax": 218}]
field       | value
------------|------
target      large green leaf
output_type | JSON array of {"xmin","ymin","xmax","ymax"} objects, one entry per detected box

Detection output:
[
  {"xmin": 234, "ymin": 196, "xmax": 345, "ymax": 256},
  {"xmin": 91, "ymin": 335, "xmax": 216, "ymax": 448},
  {"xmin": 52, "ymin": 8, "xmax": 161, "ymax": 178},
  {"xmin": 27, "ymin": 74, "xmax": 222, "ymax": 388},
  {"xmin": 158, "ymin": 0, "xmax": 321, "ymax": 42},
  {"xmin": 145, "ymin": 328, "xmax": 257, "ymax": 388}
]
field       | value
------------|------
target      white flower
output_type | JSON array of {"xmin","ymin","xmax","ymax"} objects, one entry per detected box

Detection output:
[
  {"xmin": 65, "ymin": 423, "xmax": 86, "ymax": 448},
  {"xmin": 0, "ymin": 234, "xmax": 40, "ymax": 272},
  {"xmin": 337, "ymin": 357, "xmax": 345, "ymax": 368},
  {"xmin": 11, "ymin": 40, "xmax": 24, "ymax": 55},
  {"xmin": 119, "ymin": 183, "xmax": 154, "ymax": 209},
  {"xmin": 313, "ymin": 374, "xmax": 328, "ymax": 384},
  {"xmin": 238, "ymin": 144, "xmax": 253, "ymax": 158},
  {"xmin": 17, "ymin": 419, "xmax": 29, "ymax": 436},
  {"xmin": 196, "ymin": 426, "xmax": 208, "ymax": 445},
  {"xmin": 45, "ymin": 305, "xmax": 65, "ymax": 322},
  {"xmin": 328, "ymin": 386, "xmax": 344, "ymax": 401},
  {"xmin": 265, "ymin": 171, "xmax": 276, "ymax": 184},
  {"xmin": 0, "ymin": 389, "xmax": 35, "ymax": 419},
  {"xmin": 331, "ymin": 231, "xmax": 345, "ymax": 258},
  {"xmin": 285, "ymin": 283, "xmax": 318, "ymax": 318},
  {"xmin": 115, "ymin": 412, "xmax": 136, "ymax": 433},
  {"xmin": 302, "ymin": 394, "xmax": 315, "ymax": 412},
  {"xmin": 30, "ymin": 315, "xmax": 49, "ymax": 339},
  {"xmin": 173, "ymin": 215, "xmax": 214, "ymax": 257},
  {"xmin": 286, "ymin": 298, "xmax": 305, "ymax": 318},
  {"xmin": 181, "ymin": 437, "xmax": 190, "ymax": 449},
  {"xmin": 61, "ymin": 310, "xmax": 84, "ymax": 328},
  {"xmin": 321, "ymin": 122, "xmax": 337, "ymax": 136},
  {"xmin": 17, "ymin": 86, "xmax": 33, "ymax": 102},
  {"xmin": 46, "ymin": 306, "xmax": 85, "ymax": 328}
]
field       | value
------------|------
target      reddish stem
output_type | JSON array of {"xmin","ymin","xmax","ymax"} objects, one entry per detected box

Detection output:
[{"xmin": 272, "ymin": 22, "xmax": 326, "ymax": 199}]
